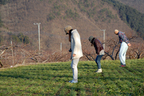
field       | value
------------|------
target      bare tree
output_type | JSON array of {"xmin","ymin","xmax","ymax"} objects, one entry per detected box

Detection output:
[
  {"xmin": 0, "ymin": 45, "xmax": 18, "ymax": 68},
  {"xmin": 130, "ymin": 43, "xmax": 144, "ymax": 59},
  {"xmin": 104, "ymin": 34, "xmax": 138, "ymax": 60}
]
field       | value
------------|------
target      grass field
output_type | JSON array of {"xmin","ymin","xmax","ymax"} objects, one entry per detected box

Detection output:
[{"xmin": 0, "ymin": 59, "xmax": 144, "ymax": 96}]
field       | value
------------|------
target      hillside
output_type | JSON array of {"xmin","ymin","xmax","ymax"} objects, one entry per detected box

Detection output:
[
  {"xmin": 0, "ymin": 0, "xmax": 140, "ymax": 52},
  {"xmin": 118, "ymin": 0, "xmax": 144, "ymax": 14}
]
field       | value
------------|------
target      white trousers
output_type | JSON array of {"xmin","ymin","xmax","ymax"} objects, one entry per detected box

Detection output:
[
  {"xmin": 119, "ymin": 42, "xmax": 128, "ymax": 65},
  {"xmin": 71, "ymin": 58, "xmax": 79, "ymax": 81}
]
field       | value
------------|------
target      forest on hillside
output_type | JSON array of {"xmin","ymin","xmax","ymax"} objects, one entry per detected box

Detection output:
[
  {"xmin": 118, "ymin": 0, "xmax": 144, "ymax": 14},
  {"xmin": 102, "ymin": 0, "xmax": 144, "ymax": 39},
  {"xmin": 0, "ymin": 0, "xmax": 7, "ymax": 27},
  {"xmin": 0, "ymin": 0, "xmax": 144, "ymax": 39}
]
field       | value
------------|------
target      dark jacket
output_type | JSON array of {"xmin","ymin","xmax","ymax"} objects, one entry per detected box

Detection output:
[
  {"xmin": 91, "ymin": 38, "xmax": 104, "ymax": 55},
  {"xmin": 118, "ymin": 31, "xmax": 129, "ymax": 44}
]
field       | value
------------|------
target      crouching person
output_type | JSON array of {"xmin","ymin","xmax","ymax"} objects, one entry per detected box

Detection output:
[
  {"xmin": 64, "ymin": 25, "xmax": 83, "ymax": 83},
  {"xmin": 88, "ymin": 36, "xmax": 104, "ymax": 73}
]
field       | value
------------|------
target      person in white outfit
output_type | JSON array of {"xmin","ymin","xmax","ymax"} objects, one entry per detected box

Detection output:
[
  {"xmin": 114, "ymin": 29, "xmax": 131, "ymax": 67},
  {"xmin": 64, "ymin": 25, "xmax": 83, "ymax": 83}
]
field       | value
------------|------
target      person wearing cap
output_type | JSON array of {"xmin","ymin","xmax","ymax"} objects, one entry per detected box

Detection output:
[
  {"xmin": 114, "ymin": 29, "xmax": 131, "ymax": 67},
  {"xmin": 64, "ymin": 25, "xmax": 83, "ymax": 83},
  {"xmin": 88, "ymin": 36, "xmax": 104, "ymax": 73}
]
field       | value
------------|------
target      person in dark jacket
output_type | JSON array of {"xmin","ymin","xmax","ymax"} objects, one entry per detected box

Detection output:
[{"xmin": 88, "ymin": 36, "xmax": 104, "ymax": 73}]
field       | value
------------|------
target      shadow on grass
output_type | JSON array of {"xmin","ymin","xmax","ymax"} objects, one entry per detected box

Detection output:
[{"xmin": 0, "ymin": 73, "xmax": 73, "ymax": 81}]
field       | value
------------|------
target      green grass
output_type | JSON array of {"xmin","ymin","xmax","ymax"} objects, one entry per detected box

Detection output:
[{"xmin": 0, "ymin": 59, "xmax": 144, "ymax": 96}]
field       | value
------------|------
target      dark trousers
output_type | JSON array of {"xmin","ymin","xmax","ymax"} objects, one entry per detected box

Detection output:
[{"xmin": 95, "ymin": 55, "xmax": 103, "ymax": 69}]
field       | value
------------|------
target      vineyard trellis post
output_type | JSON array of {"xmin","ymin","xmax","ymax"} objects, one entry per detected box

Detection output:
[
  {"xmin": 11, "ymin": 41, "xmax": 14, "ymax": 65},
  {"xmin": 60, "ymin": 43, "xmax": 62, "ymax": 51},
  {"xmin": 34, "ymin": 23, "xmax": 41, "ymax": 54},
  {"xmin": 101, "ymin": 29, "xmax": 106, "ymax": 50}
]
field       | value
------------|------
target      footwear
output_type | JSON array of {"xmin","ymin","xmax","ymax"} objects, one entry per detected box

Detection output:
[
  {"xmin": 120, "ymin": 65, "xmax": 126, "ymax": 67},
  {"xmin": 69, "ymin": 80, "xmax": 78, "ymax": 83},
  {"xmin": 96, "ymin": 69, "xmax": 102, "ymax": 73}
]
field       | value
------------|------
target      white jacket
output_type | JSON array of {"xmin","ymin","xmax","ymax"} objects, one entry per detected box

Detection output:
[{"xmin": 71, "ymin": 29, "xmax": 83, "ymax": 59}]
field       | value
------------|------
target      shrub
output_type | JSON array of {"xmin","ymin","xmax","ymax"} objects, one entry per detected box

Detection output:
[
  {"xmin": 0, "ymin": 0, "xmax": 9, "ymax": 5},
  {"xmin": 65, "ymin": 9, "xmax": 79, "ymax": 20},
  {"xmin": 8, "ymin": 32, "xmax": 30, "ymax": 44},
  {"xmin": 47, "ymin": 13, "xmax": 55, "ymax": 21}
]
